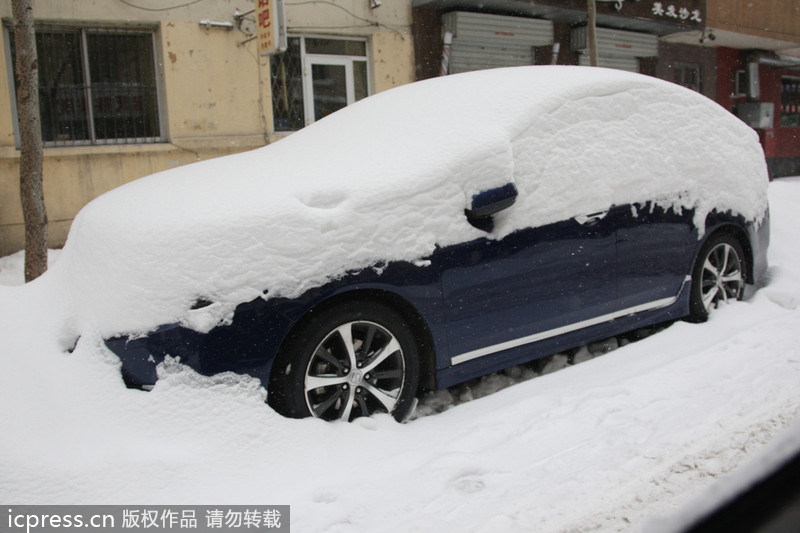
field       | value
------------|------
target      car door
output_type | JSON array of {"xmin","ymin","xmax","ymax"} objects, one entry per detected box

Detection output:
[
  {"xmin": 434, "ymin": 209, "xmax": 617, "ymax": 370},
  {"xmin": 615, "ymin": 201, "xmax": 696, "ymax": 309}
]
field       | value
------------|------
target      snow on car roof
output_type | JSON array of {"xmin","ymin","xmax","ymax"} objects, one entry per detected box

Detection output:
[{"xmin": 53, "ymin": 66, "xmax": 769, "ymax": 337}]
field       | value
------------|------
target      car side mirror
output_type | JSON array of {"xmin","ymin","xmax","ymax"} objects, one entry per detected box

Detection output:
[{"xmin": 465, "ymin": 183, "xmax": 518, "ymax": 231}]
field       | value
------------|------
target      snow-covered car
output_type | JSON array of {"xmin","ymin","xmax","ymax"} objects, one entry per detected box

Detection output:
[{"xmin": 59, "ymin": 66, "xmax": 770, "ymax": 422}]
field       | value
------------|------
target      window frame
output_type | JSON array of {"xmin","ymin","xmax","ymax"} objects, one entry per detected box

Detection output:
[
  {"xmin": 673, "ymin": 61, "xmax": 702, "ymax": 93},
  {"xmin": 732, "ymin": 69, "xmax": 747, "ymax": 98},
  {"xmin": 270, "ymin": 34, "xmax": 371, "ymax": 132},
  {"xmin": 4, "ymin": 22, "xmax": 166, "ymax": 148},
  {"xmin": 780, "ymin": 76, "xmax": 800, "ymax": 128}
]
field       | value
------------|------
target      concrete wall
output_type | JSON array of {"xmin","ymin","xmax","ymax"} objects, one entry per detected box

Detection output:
[{"xmin": 0, "ymin": 0, "xmax": 414, "ymax": 255}]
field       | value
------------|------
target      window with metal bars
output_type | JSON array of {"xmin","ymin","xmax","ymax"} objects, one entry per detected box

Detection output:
[
  {"xmin": 780, "ymin": 77, "xmax": 800, "ymax": 127},
  {"xmin": 8, "ymin": 26, "xmax": 163, "ymax": 146},
  {"xmin": 270, "ymin": 36, "xmax": 369, "ymax": 132},
  {"xmin": 270, "ymin": 36, "xmax": 305, "ymax": 132}
]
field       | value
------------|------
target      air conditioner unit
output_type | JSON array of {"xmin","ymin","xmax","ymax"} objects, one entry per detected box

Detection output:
[{"xmin": 736, "ymin": 102, "xmax": 774, "ymax": 129}]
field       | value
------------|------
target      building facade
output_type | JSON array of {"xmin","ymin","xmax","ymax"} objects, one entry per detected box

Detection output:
[
  {"xmin": 2, "ymin": 1, "xmax": 799, "ymax": 256},
  {"xmin": 0, "ymin": 0, "xmax": 414, "ymax": 255},
  {"xmin": 412, "ymin": 0, "xmax": 800, "ymax": 178}
]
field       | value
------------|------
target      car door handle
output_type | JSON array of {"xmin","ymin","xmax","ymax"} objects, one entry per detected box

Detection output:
[{"xmin": 574, "ymin": 210, "xmax": 609, "ymax": 226}]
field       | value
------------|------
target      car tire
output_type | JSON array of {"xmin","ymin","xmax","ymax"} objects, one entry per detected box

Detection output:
[
  {"xmin": 688, "ymin": 233, "xmax": 746, "ymax": 322},
  {"xmin": 268, "ymin": 300, "xmax": 420, "ymax": 422}
]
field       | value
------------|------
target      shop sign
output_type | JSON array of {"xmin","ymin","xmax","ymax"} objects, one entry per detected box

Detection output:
[
  {"xmin": 256, "ymin": 0, "xmax": 287, "ymax": 56},
  {"xmin": 566, "ymin": 0, "xmax": 705, "ymax": 28},
  {"xmin": 650, "ymin": 2, "xmax": 702, "ymax": 23}
]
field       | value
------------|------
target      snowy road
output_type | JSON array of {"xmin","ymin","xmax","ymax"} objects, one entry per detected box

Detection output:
[{"xmin": 1, "ymin": 179, "xmax": 799, "ymax": 532}]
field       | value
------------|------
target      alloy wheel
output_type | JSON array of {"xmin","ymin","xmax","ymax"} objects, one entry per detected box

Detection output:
[
  {"xmin": 700, "ymin": 241, "xmax": 744, "ymax": 313},
  {"xmin": 304, "ymin": 320, "xmax": 406, "ymax": 421}
]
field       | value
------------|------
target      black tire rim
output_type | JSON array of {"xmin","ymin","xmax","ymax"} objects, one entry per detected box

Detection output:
[
  {"xmin": 700, "ymin": 242, "xmax": 744, "ymax": 313},
  {"xmin": 304, "ymin": 320, "xmax": 406, "ymax": 421}
]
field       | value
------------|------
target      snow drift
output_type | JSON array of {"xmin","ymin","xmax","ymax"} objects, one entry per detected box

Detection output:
[{"xmin": 51, "ymin": 66, "xmax": 768, "ymax": 338}]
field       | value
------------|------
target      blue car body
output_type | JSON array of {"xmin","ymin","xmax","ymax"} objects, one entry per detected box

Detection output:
[
  {"xmin": 107, "ymin": 203, "xmax": 769, "ymax": 392},
  {"xmin": 89, "ymin": 67, "xmax": 771, "ymax": 419}
]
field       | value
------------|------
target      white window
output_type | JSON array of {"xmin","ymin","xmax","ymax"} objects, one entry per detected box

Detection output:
[{"xmin": 270, "ymin": 36, "xmax": 370, "ymax": 131}]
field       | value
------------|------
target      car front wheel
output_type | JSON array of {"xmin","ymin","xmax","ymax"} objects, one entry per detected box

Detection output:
[
  {"xmin": 689, "ymin": 233, "xmax": 746, "ymax": 322},
  {"xmin": 268, "ymin": 301, "xmax": 419, "ymax": 422}
]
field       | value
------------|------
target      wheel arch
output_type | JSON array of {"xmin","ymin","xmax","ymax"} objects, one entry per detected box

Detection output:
[
  {"xmin": 702, "ymin": 222, "xmax": 755, "ymax": 284},
  {"xmin": 273, "ymin": 287, "xmax": 439, "ymax": 394}
]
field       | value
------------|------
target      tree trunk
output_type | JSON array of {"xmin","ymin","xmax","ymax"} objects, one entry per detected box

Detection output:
[
  {"xmin": 12, "ymin": 0, "xmax": 47, "ymax": 282},
  {"xmin": 588, "ymin": 0, "xmax": 598, "ymax": 67}
]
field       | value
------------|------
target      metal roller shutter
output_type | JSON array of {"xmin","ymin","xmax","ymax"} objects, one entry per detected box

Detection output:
[
  {"xmin": 571, "ymin": 26, "xmax": 658, "ymax": 73},
  {"xmin": 442, "ymin": 12, "xmax": 554, "ymax": 74},
  {"xmin": 577, "ymin": 54, "xmax": 640, "ymax": 72}
]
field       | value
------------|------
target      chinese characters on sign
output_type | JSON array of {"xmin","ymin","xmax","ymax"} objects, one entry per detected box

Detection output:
[
  {"xmin": 593, "ymin": 1, "xmax": 704, "ymax": 28},
  {"xmin": 651, "ymin": 2, "xmax": 702, "ymax": 22},
  {"xmin": 256, "ymin": 0, "xmax": 287, "ymax": 56}
]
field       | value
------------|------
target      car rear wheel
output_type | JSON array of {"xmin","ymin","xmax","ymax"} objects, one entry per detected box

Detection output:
[
  {"xmin": 268, "ymin": 301, "xmax": 419, "ymax": 422},
  {"xmin": 688, "ymin": 233, "xmax": 746, "ymax": 322}
]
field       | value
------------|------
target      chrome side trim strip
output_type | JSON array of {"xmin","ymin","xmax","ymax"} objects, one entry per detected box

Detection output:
[{"xmin": 451, "ymin": 294, "xmax": 680, "ymax": 366}]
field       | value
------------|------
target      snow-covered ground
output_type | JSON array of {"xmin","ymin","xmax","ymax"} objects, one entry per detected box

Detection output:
[{"xmin": 1, "ymin": 178, "xmax": 799, "ymax": 532}]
